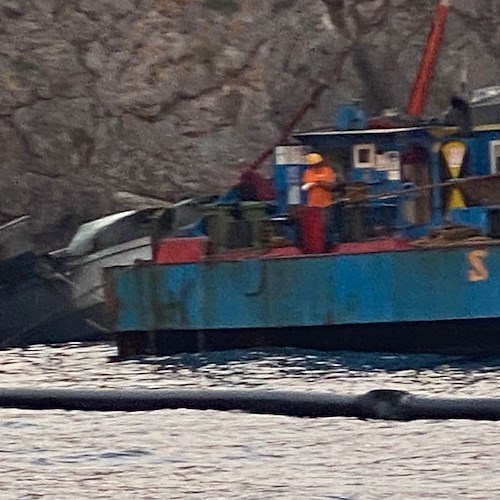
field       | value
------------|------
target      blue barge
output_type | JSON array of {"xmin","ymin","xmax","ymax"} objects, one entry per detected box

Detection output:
[
  {"xmin": 104, "ymin": 110, "xmax": 500, "ymax": 357},
  {"xmin": 106, "ymin": 239, "xmax": 500, "ymax": 357},
  {"xmin": 103, "ymin": 0, "xmax": 500, "ymax": 358}
]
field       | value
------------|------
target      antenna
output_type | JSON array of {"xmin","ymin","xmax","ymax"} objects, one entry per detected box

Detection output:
[{"xmin": 459, "ymin": 46, "xmax": 470, "ymax": 100}]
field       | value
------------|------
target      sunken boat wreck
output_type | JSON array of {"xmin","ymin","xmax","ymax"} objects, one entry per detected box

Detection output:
[
  {"xmin": 0, "ymin": 215, "xmax": 101, "ymax": 349},
  {"xmin": 0, "ymin": 198, "xmax": 206, "ymax": 349}
]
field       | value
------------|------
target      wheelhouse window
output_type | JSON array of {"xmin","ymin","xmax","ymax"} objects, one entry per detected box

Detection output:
[
  {"xmin": 353, "ymin": 143, "xmax": 375, "ymax": 168},
  {"xmin": 490, "ymin": 140, "xmax": 500, "ymax": 173}
]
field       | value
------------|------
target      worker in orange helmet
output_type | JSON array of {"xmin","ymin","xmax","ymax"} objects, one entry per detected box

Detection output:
[
  {"xmin": 299, "ymin": 152, "xmax": 337, "ymax": 253},
  {"xmin": 302, "ymin": 153, "xmax": 336, "ymax": 207}
]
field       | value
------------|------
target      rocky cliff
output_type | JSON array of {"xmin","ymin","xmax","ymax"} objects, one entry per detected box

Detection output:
[{"xmin": 1, "ymin": 0, "xmax": 499, "ymax": 249}]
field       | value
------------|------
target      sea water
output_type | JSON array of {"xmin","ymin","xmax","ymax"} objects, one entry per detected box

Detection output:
[{"xmin": 0, "ymin": 342, "xmax": 499, "ymax": 499}]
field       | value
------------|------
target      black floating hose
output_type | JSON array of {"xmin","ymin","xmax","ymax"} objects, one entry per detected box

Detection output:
[{"xmin": 1, "ymin": 388, "xmax": 500, "ymax": 421}]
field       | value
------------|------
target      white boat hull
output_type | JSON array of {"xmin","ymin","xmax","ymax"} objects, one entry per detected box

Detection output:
[{"xmin": 68, "ymin": 236, "xmax": 152, "ymax": 312}]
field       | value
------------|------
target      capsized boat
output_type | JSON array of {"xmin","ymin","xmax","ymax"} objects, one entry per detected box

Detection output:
[{"xmin": 0, "ymin": 216, "xmax": 99, "ymax": 349}]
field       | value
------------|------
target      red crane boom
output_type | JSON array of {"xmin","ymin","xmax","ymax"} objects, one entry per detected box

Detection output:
[{"xmin": 406, "ymin": 0, "xmax": 452, "ymax": 117}]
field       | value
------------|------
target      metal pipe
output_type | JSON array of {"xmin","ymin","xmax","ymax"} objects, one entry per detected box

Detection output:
[
  {"xmin": 248, "ymin": 47, "xmax": 352, "ymax": 171},
  {"xmin": 1, "ymin": 387, "xmax": 500, "ymax": 421},
  {"xmin": 328, "ymin": 172, "xmax": 500, "ymax": 207},
  {"xmin": 0, "ymin": 215, "xmax": 30, "ymax": 232}
]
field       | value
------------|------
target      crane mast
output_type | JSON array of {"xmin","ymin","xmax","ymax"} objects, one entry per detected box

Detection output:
[{"xmin": 406, "ymin": 0, "xmax": 452, "ymax": 117}]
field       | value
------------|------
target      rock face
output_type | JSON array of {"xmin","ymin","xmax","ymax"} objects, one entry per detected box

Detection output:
[{"xmin": 0, "ymin": 0, "xmax": 499, "ymax": 249}]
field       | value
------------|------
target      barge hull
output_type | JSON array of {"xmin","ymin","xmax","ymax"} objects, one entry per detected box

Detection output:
[
  {"xmin": 114, "ymin": 319, "xmax": 500, "ymax": 358},
  {"xmin": 107, "ymin": 244, "xmax": 500, "ymax": 357}
]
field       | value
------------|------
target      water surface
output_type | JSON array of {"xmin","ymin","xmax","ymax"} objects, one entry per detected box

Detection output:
[{"xmin": 1, "ymin": 343, "xmax": 499, "ymax": 499}]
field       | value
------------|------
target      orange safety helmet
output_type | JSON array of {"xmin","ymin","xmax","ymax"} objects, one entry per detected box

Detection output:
[{"xmin": 306, "ymin": 153, "xmax": 324, "ymax": 165}]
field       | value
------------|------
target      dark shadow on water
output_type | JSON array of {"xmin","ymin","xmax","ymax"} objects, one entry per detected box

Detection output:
[{"xmin": 135, "ymin": 347, "xmax": 500, "ymax": 374}]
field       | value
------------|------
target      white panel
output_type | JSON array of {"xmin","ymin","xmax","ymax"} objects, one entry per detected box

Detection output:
[
  {"xmin": 288, "ymin": 185, "xmax": 301, "ymax": 205},
  {"xmin": 275, "ymin": 145, "xmax": 307, "ymax": 165},
  {"xmin": 490, "ymin": 140, "xmax": 500, "ymax": 174}
]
